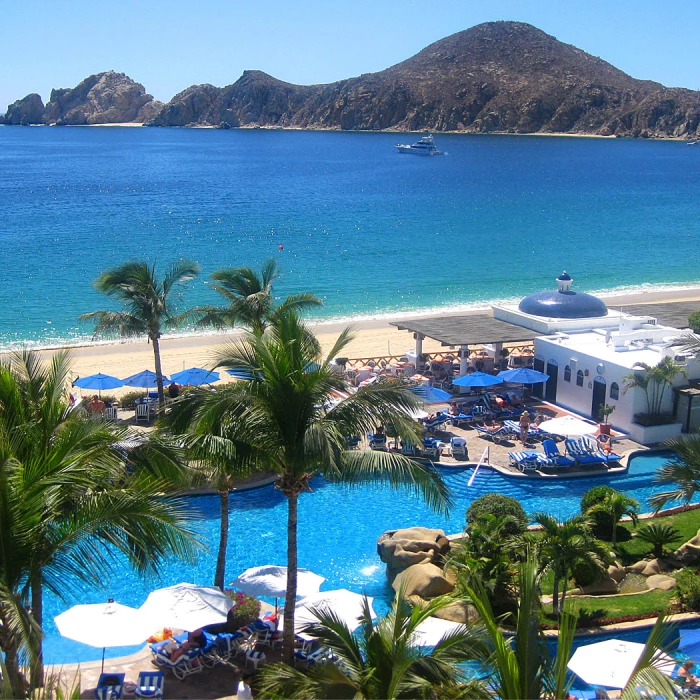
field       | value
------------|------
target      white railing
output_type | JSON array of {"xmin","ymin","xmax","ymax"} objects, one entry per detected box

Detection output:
[{"xmin": 467, "ymin": 445, "xmax": 490, "ymax": 487}]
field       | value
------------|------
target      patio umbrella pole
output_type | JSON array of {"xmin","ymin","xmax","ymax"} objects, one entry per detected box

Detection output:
[{"xmin": 101, "ymin": 647, "xmax": 105, "ymax": 673}]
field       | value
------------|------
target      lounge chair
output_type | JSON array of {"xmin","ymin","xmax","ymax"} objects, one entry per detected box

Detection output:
[
  {"xmin": 345, "ymin": 436, "xmax": 361, "ymax": 449},
  {"xmin": 422, "ymin": 414, "xmax": 451, "ymax": 433},
  {"xmin": 475, "ymin": 425, "xmax": 513, "ymax": 445},
  {"xmin": 450, "ymin": 437, "xmax": 468, "ymax": 458},
  {"xmin": 508, "ymin": 450, "xmax": 543, "ymax": 472},
  {"xmin": 582, "ymin": 435, "xmax": 622, "ymax": 463},
  {"xmin": 293, "ymin": 646, "xmax": 329, "ymax": 670},
  {"xmin": 134, "ymin": 671, "xmax": 165, "ymax": 699},
  {"xmin": 368, "ymin": 433, "xmax": 387, "ymax": 450},
  {"xmin": 95, "ymin": 673, "xmax": 125, "ymax": 700},
  {"xmin": 565, "ymin": 438, "xmax": 608, "ymax": 466},
  {"xmin": 541, "ymin": 439, "xmax": 575, "ymax": 467},
  {"xmin": 503, "ymin": 419, "xmax": 542, "ymax": 440},
  {"xmin": 400, "ymin": 441, "xmax": 417, "ymax": 456}
]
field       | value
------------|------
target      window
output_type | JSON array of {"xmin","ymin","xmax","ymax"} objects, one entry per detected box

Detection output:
[
  {"xmin": 610, "ymin": 382, "xmax": 619, "ymax": 400},
  {"xmin": 564, "ymin": 365, "xmax": 571, "ymax": 382},
  {"xmin": 576, "ymin": 370, "xmax": 584, "ymax": 387}
]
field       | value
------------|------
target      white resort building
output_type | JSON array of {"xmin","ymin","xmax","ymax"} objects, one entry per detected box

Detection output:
[{"xmin": 493, "ymin": 273, "xmax": 700, "ymax": 444}]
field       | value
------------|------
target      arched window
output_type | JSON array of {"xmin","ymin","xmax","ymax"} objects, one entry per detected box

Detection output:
[
  {"xmin": 610, "ymin": 382, "xmax": 620, "ymax": 400},
  {"xmin": 564, "ymin": 365, "xmax": 572, "ymax": 382},
  {"xmin": 576, "ymin": 370, "xmax": 584, "ymax": 387}
]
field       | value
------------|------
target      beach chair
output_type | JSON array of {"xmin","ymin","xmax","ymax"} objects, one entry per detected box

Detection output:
[
  {"xmin": 422, "ymin": 414, "xmax": 450, "ymax": 433},
  {"xmin": 134, "ymin": 671, "xmax": 165, "ymax": 699},
  {"xmin": 565, "ymin": 438, "xmax": 608, "ymax": 466},
  {"xmin": 582, "ymin": 435, "xmax": 622, "ymax": 463},
  {"xmin": 135, "ymin": 403, "xmax": 150, "ymax": 424},
  {"xmin": 368, "ymin": 433, "xmax": 387, "ymax": 450},
  {"xmin": 104, "ymin": 406, "xmax": 118, "ymax": 421},
  {"xmin": 450, "ymin": 437, "xmax": 468, "ymax": 458},
  {"xmin": 508, "ymin": 450, "xmax": 542, "ymax": 472},
  {"xmin": 475, "ymin": 425, "xmax": 513, "ymax": 445},
  {"xmin": 422, "ymin": 442, "xmax": 442, "ymax": 460},
  {"xmin": 345, "ymin": 435, "xmax": 361, "ymax": 449},
  {"xmin": 541, "ymin": 439, "xmax": 575, "ymax": 467},
  {"xmin": 95, "ymin": 673, "xmax": 125, "ymax": 700},
  {"xmin": 400, "ymin": 441, "xmax": 417, "ymax": 456},
  {"xmin": 293, "ymin": 646, "xmax": 329, "ymax": 670}
]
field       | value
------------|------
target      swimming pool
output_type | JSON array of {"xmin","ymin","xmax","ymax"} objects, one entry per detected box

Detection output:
[{"xmin": 43, "ymin": 450, "xmax": 688, "ymax": 664}]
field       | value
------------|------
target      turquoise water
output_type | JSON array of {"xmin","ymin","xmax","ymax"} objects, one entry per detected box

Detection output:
[
  {"xmin": 43, "ymin": 450, "xmax": 694, "ymax": 664},
  {"xmin": 2, "ymin": 127, "xmax": 700, "ymax": 348}
]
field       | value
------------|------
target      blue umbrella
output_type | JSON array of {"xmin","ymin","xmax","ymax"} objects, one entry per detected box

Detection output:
[
  {"xmin": 122, "ymin": 369, "xmax": 168, "ymax": 389},
  {"xmin": 498, "ymin": 368, "xmax": 550, "ymax": 384},
  {"xmin": 452, "ymin": 372, "xmax": 504, "ymax": 388},
  {"xmin": 170, "ymin": 367, "xmax": 220, "ymax": 386},
  {"xmin": 679, "ymin": 628, "xmax": 700, "ymax": 660},
  {"xmin": 73, "ymin": 373, "xmax": 124, "ymax": 391},
  {"xmin": 410, "ymin": 385, "xmax": 452, "ymax": 404},
  {"xmin": 226, "ymin": 368, "xmax": 257, "ymax": 380}
]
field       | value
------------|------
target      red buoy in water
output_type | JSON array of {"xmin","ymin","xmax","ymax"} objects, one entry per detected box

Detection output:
[{"xmin": 278, "ymin": 245, "xmax": 284, "ymax": 251}]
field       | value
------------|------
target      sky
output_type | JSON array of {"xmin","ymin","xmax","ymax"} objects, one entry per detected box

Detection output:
[{"xmin": 2, "ymin": 0, "xmax": 700, "ymax": 110}]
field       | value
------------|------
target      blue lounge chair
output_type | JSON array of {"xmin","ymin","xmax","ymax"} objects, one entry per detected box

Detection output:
[
  {"xmin": 542, "ymin": 439, "xmax": 575, "ymax": 467},
  {"xmin": 95, "ymin": 673, "xmax": 125, "ymax": 700},
  {"xmin": 134, "ymin": 671, "xmax": 165, "ymax": 699},
  {"xmin": 504, "ymin": 419, "xmax": 542, "ymax": 440},
  {"xmin": 581, "ymin": 435, "xmax": 622, "ymax": 463},
  {"xmin": 422, "ymin": 414, "xmax": 451, "ymax": 433},
  {"xmin": 475, "ymin": 425, "xmax": 514, "ymax": 445},
  {"xmin": 565, "ymin": 438, "xmax": 608, "ymax": 465},
  {"xmin": 448, "ymin": 412, "xmax": 472, "ymax": 427},
  {"xmin": 508, "ymin": 450, "xmax": 543, "ymax": 472},
  {"xmin": 368, "ymin": 433, "xmax": 387, "ymax": 450},
  {"xmin": 450, "ymin": 436, "xmax": 468, "ymax": 458}
]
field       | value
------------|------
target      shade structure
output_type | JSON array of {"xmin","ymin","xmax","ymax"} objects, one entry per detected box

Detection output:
[
  {"xmin": 170, "ymin": 368, "xmax": 220, "ymax": 386},
  {"xmin": 497, "ymin": 367, "xmax": 550, "ymax": 384},
  {"xmin": 409, "ymin": 385, "xmax": 452, "ymax": 404},
  {"xmin": 122, "ymin": 369, "xmax": 168, "ymax": 388},
  {"xmin": 73, "ymin": 373, "xmax": 124, "ymax": 391},
  {"xmin": 139, "ymin": 582, "xmax": 232, "ymax": 631},
  {"xmin": 538, "ymin": 415, "xmax": 598, "ymax": 437},
  {"xmin": 679, "ymin": 628, "xmax": 700, "ymax": 660},
  {"xmin": 452, "ymin": 372, "xmax": 504, "ymax": 388},
  {"xmin": 568, "ymin": 638, "xmax": 674, "ymax": 689},
  {"xmin": 231, "ymin": 565, "xmax": 325, "ymax": 599},
  {"xmin": 278, "ymin": 589, "xmax": 375, "ymax": 634},
  {"xmin": 54, "ymin": 602, "xmax": 153, "ymax": 672},
  {"xmin": 410, "ymin": 616, "xmax": 465, "ymax": 647}
]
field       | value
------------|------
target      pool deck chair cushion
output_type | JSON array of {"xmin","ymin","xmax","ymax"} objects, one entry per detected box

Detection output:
[
  {"xmin": 565, "ymin": 438, "xmax": 608, "ymax": 465},
  {"xmin": 134, "ymin": 671, "xmax": 165, "ymax": 699},
  {"xmin": 508, "ymin": 450, "xmax": 542, "ymax": 472},
  {"xmin": 542, "ymin": 439, "xmax": 575, "ymax": 467},
  {"xmin": 581, "ymin": 435, "xmax": 622, "ymax": 463},
  {"xmin": 95, "ymin": 673, "xmax": 125, "ymax": 700},
  {"xmin": 475, "ymin": 425, "xmax": 513, "ymax": 445}
]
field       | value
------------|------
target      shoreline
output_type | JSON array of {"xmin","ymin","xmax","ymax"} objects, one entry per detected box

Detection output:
[{"xmin": 14, "ymin": 284, "xmax": 700, "ymax": 394}]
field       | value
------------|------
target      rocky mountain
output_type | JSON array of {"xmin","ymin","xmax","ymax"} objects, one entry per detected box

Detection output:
[
  {"xmin": 4, "ymin": 22, "xmax": 700, "ymax": 137},
  {"xmin": 149, "ymin": 21, "xmax": 700, "ymax": 138},
  {"xmin": 2, "ymin": 71, "xmax": 162, "ymax": 125}
]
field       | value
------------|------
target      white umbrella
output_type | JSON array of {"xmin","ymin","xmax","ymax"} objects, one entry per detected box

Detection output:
[
  {"xmin": 54, "ymin": 601, "xmax": 153, "ymax": 671},
  {"xmin": 139, "ymin": 582, "xmax": 232, "ymax": 631},
  {"xmin": 410, "ymin": 616, "xmax": 465, "ymax": 647},
  {"xmin": 231, "ymin": 565, "xmax": 325, "ymax": 600},
  {"xmin": 278, "ymin": 589, "xmax": 375, "ymax": 633},
  {"xmin": 567, "ymin": 638, "xmax": 675, "ymax": 689},
  {"xmin": 538, "ymin": 415, "xmax": 598, "ymax": 437}
]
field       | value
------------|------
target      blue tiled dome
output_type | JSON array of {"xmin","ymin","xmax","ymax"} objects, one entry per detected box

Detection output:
[{"xmin": 518, "ymin": 272, "xmax": 608, "ymax": 319}]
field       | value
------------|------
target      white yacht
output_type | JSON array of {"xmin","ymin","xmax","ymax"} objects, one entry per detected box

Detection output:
[{"xmin": 395, "ymin": 134, "xmax": 444, "ymax": 156}]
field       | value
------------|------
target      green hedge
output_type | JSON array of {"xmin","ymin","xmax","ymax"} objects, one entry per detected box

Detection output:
[{"xmin": 466, "ymin": 493, "xmax": 528, "ymax": 535}]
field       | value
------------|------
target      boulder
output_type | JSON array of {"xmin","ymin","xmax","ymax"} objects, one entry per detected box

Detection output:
[
  {"xmin": 393, "ymin": 562, "xmax": 454, "ymax": 599},
  {"xmin": 642, "ymin": 558, "xmax": 674, "ymax": 576},
  {"xmin": 569, "ymin": 576, "xmax": 619, "ymax": 596},
  {"xmin": 607, "ymin": 563, "xmax": 626, "ymax": 583},
  {"xmin": 377, "ymin": 527, "xmax": 450, "ymax": 579},
  {"xmin": 673, "ymin": 529, "xmax": 700, "ymax": 565},
  {"xmin": 646, "ymin": 574, "xmax": 677, "ymax": 591},
  {"xmin": 626, "ymin": 560, "xmax": 650, "ymax": 574}
]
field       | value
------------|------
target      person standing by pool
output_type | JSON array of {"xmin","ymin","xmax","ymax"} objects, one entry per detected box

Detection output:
[{"xmin": 519, "ymin": 411, "xmax": 531, "ymax": 444}]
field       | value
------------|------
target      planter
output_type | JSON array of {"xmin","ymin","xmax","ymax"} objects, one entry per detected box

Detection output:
[
  {"xmin": 627, "ymin": 421, "xmax": 683, "ymax": 446},
  {"xmin": 599, "ymin": 423, "xmax": 612, "ymax": 435}
]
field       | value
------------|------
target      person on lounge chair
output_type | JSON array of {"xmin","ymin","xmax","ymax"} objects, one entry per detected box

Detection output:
[
  {"xmin": 170, "ymin": 629, "xmax": 206, "ymax": 662},
  {"xmin": 679, "ymin": 661, "xmax": 699, "ymax": 689},
  {"xmin": 598, "ymin": 433, "xmax": 613, "ymax": 455}
]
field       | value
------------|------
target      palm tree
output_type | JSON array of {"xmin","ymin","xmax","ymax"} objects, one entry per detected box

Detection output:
[
  {"xmin": 532, "ymin": 513, "xmax": 608, "ymax": 616},
  {"xmin": 194, "ymin": 258, "xmax": 321, "ymax": 335},
  {"xmin": 623, "ymin": 356, "xmax": 686, "ymax": 417},
  {"xmin": 0, "ymin": 351, "xmax": 198, "ymax": 694},
  {"xmin": 168, "ymin": 312, "xmax": 451, "ymax": 663},
  {"xmin": 650, "ymin": 434, "xmax": 700, "ymax": 510},
  {"xmin": 79, "ymin": 259, "xmax": 200, "ymax": 405},
  {"xmin": 257, "ymin": 592, "xmax": 491, "ymax": 699},
  {"xmin": 584, "ymin": 491, "xmax": 639, "ymax": 547}
]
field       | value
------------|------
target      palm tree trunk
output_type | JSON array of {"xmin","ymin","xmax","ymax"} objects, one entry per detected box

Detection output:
[
  {"xmin": 612, "ymin": 520, "xmax": 618, "ymax": 548},
  {"xmin": 283, "ymin": 492, "xmax": 299, "ymax": 665},
  {"xmin": 30, "ymin": 571, "xmax": 44, "ymax": 689},
  {"xmin": 0, "ymin": 611, "xmax": 24, "ymax": 698},
  {"xmin": 214, "ymin": 490, "xmax": 229, "ymax": 590},
  {"xmin": 560, "ymin": 580, "xmax": 568, "ymax": 613},
  {"xmin": 552, "ymin": 575, "xmax": 560, "ymax": 616},
  {"xmin": 152, "ymin": 335, "xmax": 166, "ymax": 407}
]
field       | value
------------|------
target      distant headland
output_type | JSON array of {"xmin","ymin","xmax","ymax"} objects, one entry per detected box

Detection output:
[{"xmin": 4, "ymin": 21, "xmax": 700, "ymax": 139}]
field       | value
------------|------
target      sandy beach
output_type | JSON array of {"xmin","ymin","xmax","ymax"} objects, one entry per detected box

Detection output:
[{"xmin": 20, "ymin": 285, "xmax": 700, "ymax": 396}]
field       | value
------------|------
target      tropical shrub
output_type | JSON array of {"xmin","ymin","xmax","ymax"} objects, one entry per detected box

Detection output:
[
  {"xmin": 118, "ymin": 391, "xmax": 146, "ymax": 409},
  {"xmin": 675, "ymin": 569, "xmax": 700, "ymax": 611},
  {"xmin": 635, "ymin": 523, "xmax": 683, "ymax": 558},
  {"xmin": 581, "ymin": 485, "xmax": 631, "ymax": 537},
  {"xmin": 224, "ymin": 590, "xmax": 261, "ymax": 628},
  {"xmin": 466, "ymin": 493, "xmax": 527, "ymax": 534},
  {"xmin": 571, "ymin": 556, "xmax": 607, "ymax": 587},
  {"xmin": 688, "ymin": 311, "xmax": 700, "ymax": 333}
]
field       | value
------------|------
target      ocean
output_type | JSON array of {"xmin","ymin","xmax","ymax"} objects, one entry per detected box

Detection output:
[{"xmin": 1, "ymin": 126, "xmax": 699, "ymax": 349}]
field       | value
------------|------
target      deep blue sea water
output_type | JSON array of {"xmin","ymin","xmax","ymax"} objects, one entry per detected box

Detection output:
[
  {"xmin": 43, "ymin": 450, "xmax": 700, "ymax": 664},
  {"xmin": 2, "ymin": 127, "xmax": 700, "ymax": 348}
]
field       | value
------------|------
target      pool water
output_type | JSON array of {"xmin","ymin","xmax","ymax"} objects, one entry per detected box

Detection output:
[{"xmin": 43, "ymin": 450, "xmax": 689, "ymax": 663}]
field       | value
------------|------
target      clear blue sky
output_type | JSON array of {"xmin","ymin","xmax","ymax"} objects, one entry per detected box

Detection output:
[{"xmin": 2, "ymin": 0, "xmax": 699, "ymax": 110}]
